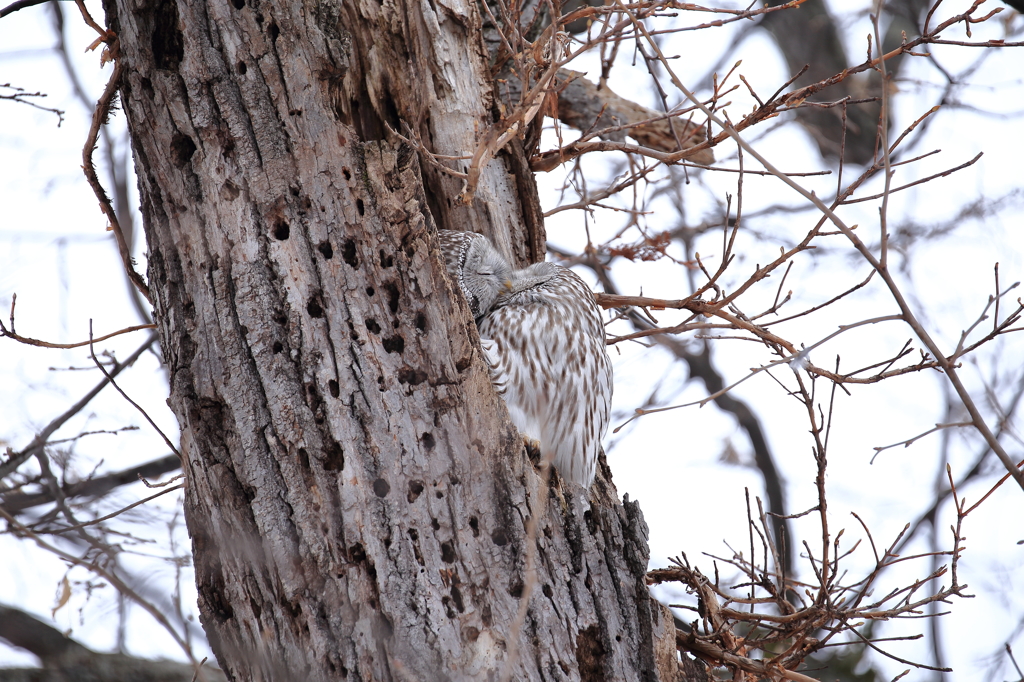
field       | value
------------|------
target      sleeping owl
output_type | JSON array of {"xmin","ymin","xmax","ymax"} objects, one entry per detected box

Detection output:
[{"xmin": 437, "ymin": 230, "xmax": 612, "ymax": 488}]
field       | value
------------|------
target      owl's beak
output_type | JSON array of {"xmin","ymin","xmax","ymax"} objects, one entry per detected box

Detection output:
[{"xmin": 503, "ymin": 279, "xmax": 513, "ymax": 292}]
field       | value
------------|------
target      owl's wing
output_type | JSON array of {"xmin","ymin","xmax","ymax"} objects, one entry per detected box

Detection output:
[
  {"xmin": 539, "ymin": 328, "xmax": 612, "ymax": 487},
  {"xmin": 478, "ymin": 305, "xmax": 544, "ymax": 445},
  {"xmin": 479, "ymin": 281, "xmax": 613, "ymax": 487}
]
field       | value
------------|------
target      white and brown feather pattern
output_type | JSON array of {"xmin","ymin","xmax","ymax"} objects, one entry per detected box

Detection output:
[
  {"xmin": 437, "ymin": 229, "xmax": 479, "ymax": 279},
  {"xmin": 478, "ymin": 262, "xmax": 613, "ymax": 488}
]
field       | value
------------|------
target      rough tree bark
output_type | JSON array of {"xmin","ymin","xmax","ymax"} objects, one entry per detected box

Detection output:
[{"xmin": 101, "ymin": 0, "xmax": 683, "ymax": 679}]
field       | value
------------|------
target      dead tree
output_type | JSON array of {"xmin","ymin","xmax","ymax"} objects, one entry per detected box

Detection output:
[
  {"xmin": 98, "ymin": 0, "xmax": 680, "ymax": 678},
  {"xmin": 3, "ymin": 0, "xmax": 1019, "ymax": 676}
]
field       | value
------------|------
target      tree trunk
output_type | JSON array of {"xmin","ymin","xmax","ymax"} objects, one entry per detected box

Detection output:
[{"xmin": 103, "ymin": 0, "xmax": 679, "ymax": 679}]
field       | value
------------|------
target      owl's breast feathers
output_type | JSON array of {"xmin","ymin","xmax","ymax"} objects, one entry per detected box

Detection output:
[{"xmin": 479, "ymin": 264, "xmax": 612, "ymax": 488}]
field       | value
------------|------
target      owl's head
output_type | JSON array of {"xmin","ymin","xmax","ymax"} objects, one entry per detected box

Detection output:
[
  {"xmin": 460, "ymin": 237, "xmax": 513, "ymax": 321},
  {"xmin": 505, "ymin": 261, "xmax": 560, "ymax": 296}
]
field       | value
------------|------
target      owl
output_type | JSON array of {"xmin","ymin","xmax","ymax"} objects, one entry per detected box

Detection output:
[
  {"xmin": 478, "ymin": 261, "xmax": 613, "ymax": 489},
  {"xmin": 437, "ymin": 230, "xmax": 513, "ymax": 322}
]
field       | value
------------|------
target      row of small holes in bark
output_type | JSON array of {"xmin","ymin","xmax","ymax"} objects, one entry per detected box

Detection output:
[
  {"xmin": 227, "ymin": 0, "xmax": 280, "ymax": 43},
  {"xmin": 378, "ymin": 476, "xmax": 505, "ymax": 549}
]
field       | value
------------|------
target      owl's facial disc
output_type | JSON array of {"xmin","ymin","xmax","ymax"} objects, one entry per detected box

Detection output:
[{"xmin": 462, "ymin": 240, "xmax": 513, "ymax": 318}]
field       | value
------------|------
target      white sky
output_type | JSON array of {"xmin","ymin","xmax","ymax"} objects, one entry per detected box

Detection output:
[{"xmin": 1, "ymin": 0, "xmax": 1022, "ymax": 679}]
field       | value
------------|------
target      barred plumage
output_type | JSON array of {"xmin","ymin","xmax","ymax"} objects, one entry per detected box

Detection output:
[
  {"xmin": 436, "ymin": 231, "xmax": 613, "ymax": 489},
  {"xmin": 478, "ymin": 262, "xmax": 613, "ymax": 488}
]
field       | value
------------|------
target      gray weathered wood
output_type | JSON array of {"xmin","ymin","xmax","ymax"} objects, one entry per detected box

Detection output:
[{"xmin": 102, "ymin": 0, "xmax": 678, "ymax": 678}]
